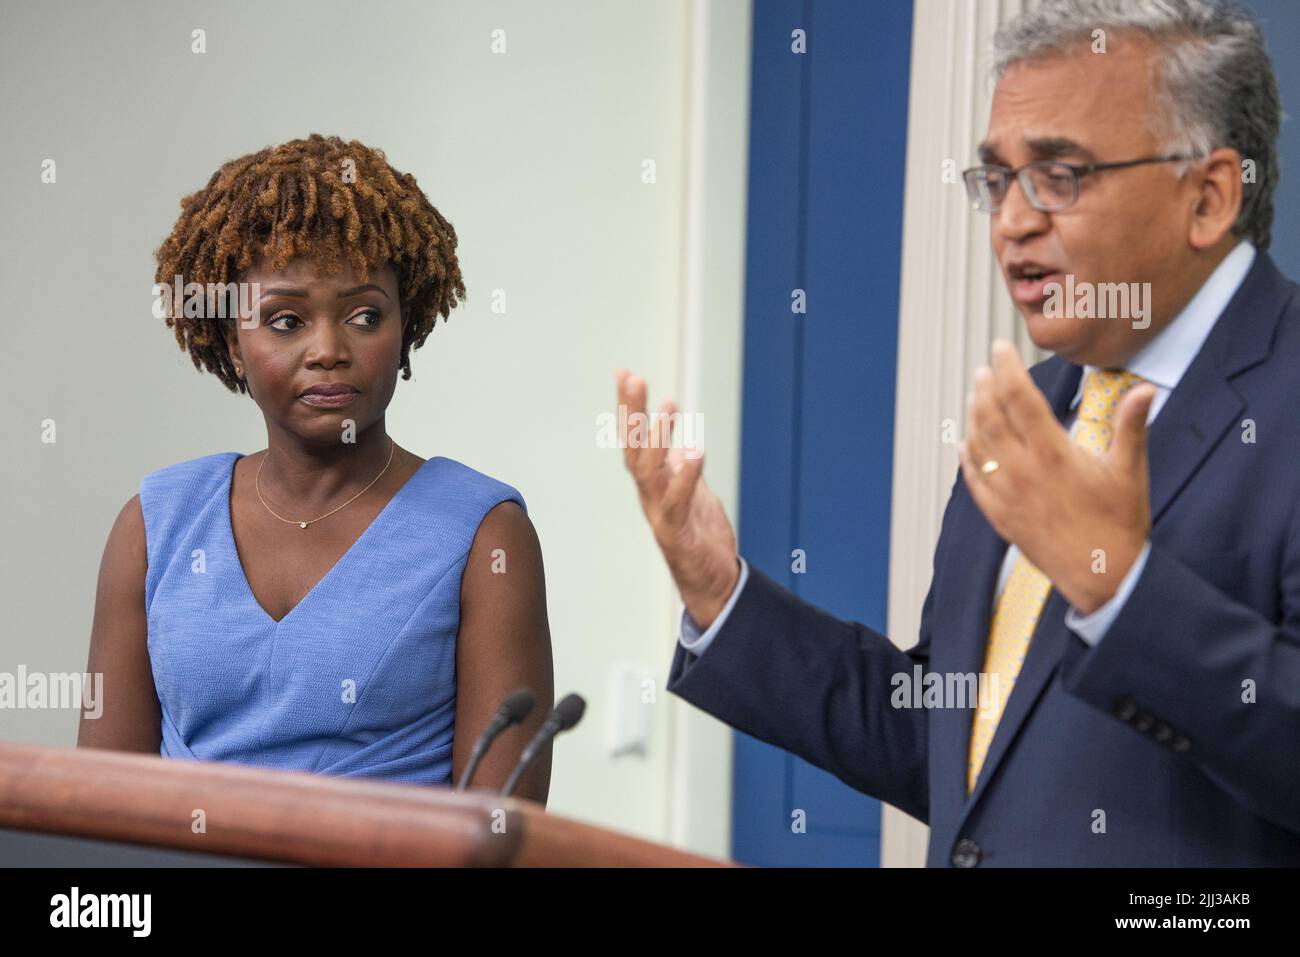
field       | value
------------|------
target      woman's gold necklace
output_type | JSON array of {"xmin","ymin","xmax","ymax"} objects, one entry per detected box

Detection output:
[{"xmin": 254, "ymin": 439, "xmax": 396, "ymax": 529}]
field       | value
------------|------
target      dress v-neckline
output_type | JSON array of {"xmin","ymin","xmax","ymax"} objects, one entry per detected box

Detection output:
[{"xmin": 223, "ymin": 451, "xmax": 431, "ymax": 627}]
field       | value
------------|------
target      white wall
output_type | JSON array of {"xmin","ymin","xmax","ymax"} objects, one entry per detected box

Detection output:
[{"xmin": 0, "ymin": 0, "xmax": 750, "ymax": 859}]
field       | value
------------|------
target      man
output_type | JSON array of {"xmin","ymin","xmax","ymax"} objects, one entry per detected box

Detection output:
[{"xmin": 616, "ymin": 0, "xmax": 1300, "ymax": 866}]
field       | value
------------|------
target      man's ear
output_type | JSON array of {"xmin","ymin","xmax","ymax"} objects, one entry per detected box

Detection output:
[{"xmin": 1189, "ymin": 146, "xmax": 1244, "ymax": 251}]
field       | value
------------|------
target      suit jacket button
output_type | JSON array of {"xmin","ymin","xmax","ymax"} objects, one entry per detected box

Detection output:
[
  {"xmin": 951, "ymin": 839, "xmax": 981, "ymax": 868},
  {"xmin": 1171, "ymin": 735, "xmax": 1191, "ymax": 752},
  {"xmin": 1134, "ymin": 712, "xmax": 1155, "ymax": 733},
  {"xmin": 1113, "ymin": 697, "xmax": 1138, "ymax": 721},
  {"xmin": 1152, "ymin": 722, "xmax": 1173, "ymax": 743}
]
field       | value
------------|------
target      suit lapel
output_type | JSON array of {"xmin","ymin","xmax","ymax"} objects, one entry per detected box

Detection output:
[
  {"xmin": 1146, "ymin": 251, "xmax": 1289, "ymax": 522},
  {"xmin": 927, "ymin": 486, "xmax": 1011, "ymax": 819},
  {"xmin": 931, "ymin": 357, "xmax": 1081, "ymax": 821},
  {"xmin": 960, "ymin": 587, "xmax": 1071, "ymax": 813}
]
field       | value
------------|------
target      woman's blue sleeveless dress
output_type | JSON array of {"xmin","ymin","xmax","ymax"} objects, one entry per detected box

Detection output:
[{"xmin": 138, "ymin": 451, "xmax": 525, "ymax": 786}]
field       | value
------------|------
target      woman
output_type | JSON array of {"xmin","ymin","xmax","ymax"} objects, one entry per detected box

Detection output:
[{"xmin": 80, "ymin": 134, "xmax": 553, "ymax": 803}]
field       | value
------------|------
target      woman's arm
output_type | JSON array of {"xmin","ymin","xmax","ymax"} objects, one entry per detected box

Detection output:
[
  {"xmin": 77, "ymin": 494, "xmax": 163, "ymax": 753},
  {"xmin": 453, "ymin": 500, "xmax": 554, "ymax": 804}
]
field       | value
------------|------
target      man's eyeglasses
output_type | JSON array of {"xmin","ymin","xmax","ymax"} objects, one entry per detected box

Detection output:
[{"xmin": 962, "ymin": 153, "xmax": 1202, "ymax": 213}]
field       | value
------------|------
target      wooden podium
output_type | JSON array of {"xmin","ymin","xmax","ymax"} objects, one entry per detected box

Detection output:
[{"xmin": 0, "ymin": 742, "xmax": 733, "ymax": 867}]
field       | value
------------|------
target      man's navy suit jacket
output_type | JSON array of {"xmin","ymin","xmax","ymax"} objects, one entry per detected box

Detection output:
[{"xmin": 667, "ymin": 250, "xmax": 1300, "ymax": 866}]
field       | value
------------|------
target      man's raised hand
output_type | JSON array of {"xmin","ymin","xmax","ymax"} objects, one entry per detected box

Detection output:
[{"xmin": 614, "ymin": 368, "xmax": 741, "ymax": 630}]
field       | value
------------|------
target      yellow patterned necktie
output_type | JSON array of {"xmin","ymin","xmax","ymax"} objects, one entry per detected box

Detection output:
[{"xmin": 966, "ymin": 367, "xmax": 1146, "ymax": 793}]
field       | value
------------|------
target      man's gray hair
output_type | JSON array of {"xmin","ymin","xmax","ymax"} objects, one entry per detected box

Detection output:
[{"xmin": 993, "ymin": 0, "xmax": 1280, "ymax": 249}]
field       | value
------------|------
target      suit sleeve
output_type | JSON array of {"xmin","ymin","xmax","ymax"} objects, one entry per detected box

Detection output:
[
  {"xmin": 666, "ymin": 566, "xmax": 933, "ymax": 822},
  {"xmin": 1057, "ymin": 493, "xmax": 1300, "ymax": 835},
  {"xmin": 662, "ymin": 477, "xmax": 971, "ymax": 825}
]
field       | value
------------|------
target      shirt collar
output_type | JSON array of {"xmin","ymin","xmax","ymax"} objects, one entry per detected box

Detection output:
[{"xmin": 1069, "ymin": 240, "xmax": 1257, "ymax": 409}]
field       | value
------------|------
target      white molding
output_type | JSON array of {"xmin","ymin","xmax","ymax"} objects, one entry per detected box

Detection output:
[
  {"xmin": 882, "ymin": 0, "xmax": 1043, "ymax": 868},
  {"xmin": 666, "ymin": 0, "xmax": 752, "ymax": 859}
]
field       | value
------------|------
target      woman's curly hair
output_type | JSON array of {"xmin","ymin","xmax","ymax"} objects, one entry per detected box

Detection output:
[{"xmin": 153, "ymin": 133, "xmax": 466, "ymax": 393}]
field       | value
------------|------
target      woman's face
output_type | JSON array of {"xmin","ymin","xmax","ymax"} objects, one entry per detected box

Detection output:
[{"xmin": 224, "ymin": 255, "xmax": 407, "ymax": 443}]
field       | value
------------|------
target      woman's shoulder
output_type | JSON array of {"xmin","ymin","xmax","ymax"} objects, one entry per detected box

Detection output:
[
  {"xmin": 141, "ymin": 450, "xmax": 239, "ymax": 492},
  {"xmin": 416, "ymin": 458, "xmax": 537, "ymax": 577},
  {"xmin": 421, "ymin": 456, "xmax": 527, "ymax": 512},
  {"xmin": 138, "ymin": 451, "xmax": 239, "ymax": 527},
  {"xmin": 135, "ymin": 452, "xmax": 239, "ymax": 582}
]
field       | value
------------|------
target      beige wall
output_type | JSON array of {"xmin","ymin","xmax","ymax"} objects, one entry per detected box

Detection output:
[{"xmin": 0, "ymin": 0, "xmax": 750, "ymax": 858}]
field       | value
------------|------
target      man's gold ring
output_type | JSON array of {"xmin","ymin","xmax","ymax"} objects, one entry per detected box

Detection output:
[{"xmin": 980, "ymin": 459, "xmax": 1000, "ymax": 476}]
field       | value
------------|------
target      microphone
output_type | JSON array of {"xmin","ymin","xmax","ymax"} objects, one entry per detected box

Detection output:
[
  {"xmin": 500, "ymin": 693, "xmax": 585, "ymax": 798},
  {"xmin": 455, "ymin": 687, "xmax": 536, "ymax": 791}
]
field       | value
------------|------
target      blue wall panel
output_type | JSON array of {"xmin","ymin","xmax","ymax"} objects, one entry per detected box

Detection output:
[
  {"xmin": 1248, "ymin": 0, "xmax": 1300, "ymax": 278},
  {"xmin": 733, "ymin": 0, "xmax": 913, "ymax": 867}
]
